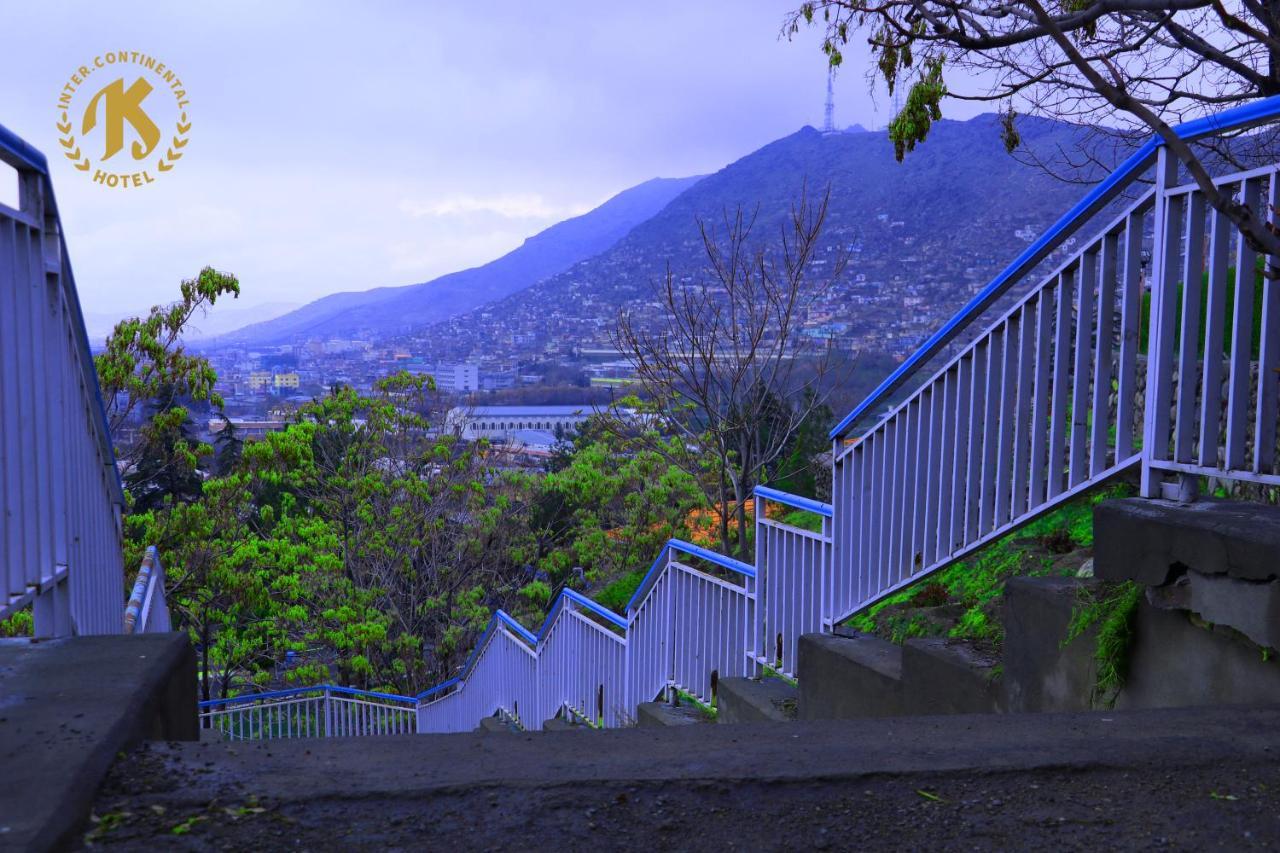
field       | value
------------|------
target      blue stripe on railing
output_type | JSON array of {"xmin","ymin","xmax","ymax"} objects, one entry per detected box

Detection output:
[
  {"xmin": 416, "ymin": 677, "xmax": 461, "ymax": 700},
  {"xmin": 829, "ymin": 93, "xmax": 1280, "ymax": 440},
  {"xmin": 667, "ymin": 538, "xmax": 756, "ymax": 578},
  {"xmin": 754, "ymin": 485, "xmax": 833, "ymax": 518},
  {"xmin": 497, "ymin": 609, "xmax": 538, "ymax": 646},
  {"xmin": 562, "ymin": 588, "xmax": 628, "ymax": 630},
  {"xmin": 624, "ymin": 543, "xmax": 671, "ymax": 613},
  {"xmin": 0, "ymin": 123, "xmax": 125, "ymax": 505},
  {"xmin": 199, "ymin": 683, "xmax": 417, "ymax": 709}
]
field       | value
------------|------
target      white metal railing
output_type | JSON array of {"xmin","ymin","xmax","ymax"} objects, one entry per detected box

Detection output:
[
  {"xmin": 417, "ymin": 540, "xmax": 756, "ymax": 733},
  {"xmin": 829, "ymin": 186, "xmax": 1152, "ymax": 621},
  {"xmin": 1142, "ymin": 159, "xmax": 1280, "ymax": 493},
  {"xmin": 200, "ymin": 685, "xmax": 418, "ymax": 739},
  {"xmin": 830, "ymin": 156, "xmax": 1279, "ymax": 622},
  {"xmin": 0, "ymin": 124, "xmax": 125, "ymax": 637},
  {"xmin": 753, "ymin": 487, "xmax": 832, "ymax": 678}
]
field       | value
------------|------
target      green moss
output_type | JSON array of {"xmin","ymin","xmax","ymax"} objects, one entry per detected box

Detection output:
[
  {"xmin": 1063, "ymin": 580, "xmax": 1144, "ymax": 705},
  {"xmin": 844, "ymin": 481, "xmax": 1135, "ymax": 647},
  {"xmin": 676, "ymin": 689, "xmax": 717, "ymax": 719},
  {"xmin": 761, "ymin": 664, "xmax": 799, "ymax": 687},
  {"xmin": 950, "ymin": 605, "xmax": 999, "ymax": 643}
]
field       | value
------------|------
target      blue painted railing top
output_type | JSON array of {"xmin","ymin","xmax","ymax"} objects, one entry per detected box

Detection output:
[
  {"xmin": 0, "ymin": 123, "xmax": 124, "ymax": 503},
  {"xmin": 754, "ymin": 485, "xmax": 833, "ymax": 518},
  {"xmin": 199, "ymin": 683, "xmax": 417, "ymax": 709},
  {"xmin": 830, "ymin": 92, "xmax": 1280, "ymax": 440}
]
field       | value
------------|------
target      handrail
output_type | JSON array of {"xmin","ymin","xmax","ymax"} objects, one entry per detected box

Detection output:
[
  {"xmin": 122, "ymin": 547, "xmax": 157, "ymax": 633},
  {"xmin": 754, "ymin": 485, "xmax": 833, "ymax": 518},
  {"xmin": 624, "ymin": 543, "xmax": 672, "ymax": 613},
  {"xmin": 667, "ymin": 538, "xmax": 756, "ymax": 578},
  {"xmin": 0, "ymin": 123, "xmax": 124, "ymax": 505},
  {"xmin": 497, "ymin": 610, "xmax": 538, "ymax": 646},
  {"xmin": 199, "ymin": 683, "xmax": 417, "ymax": 709},
  {"xmin": 562, "ymin": 588, "xmax": 628, "ymax": 630},
  {"xmin": 416, "ymin": 677, "xmax": 461, "ymax": 701},
  {"xmin": 830, "ymin": 92, "xmax": 1280, "ymax": 439}
]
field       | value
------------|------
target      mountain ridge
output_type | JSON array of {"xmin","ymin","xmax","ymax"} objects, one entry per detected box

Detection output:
[{"xmin": 218, "ymin": 175, "xmax": 704, "ymax": 345}]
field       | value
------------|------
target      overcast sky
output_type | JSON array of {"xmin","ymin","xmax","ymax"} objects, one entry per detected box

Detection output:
[{"xmin": 0, "ymin": 1, "xmax": 985, "ymax": 320}]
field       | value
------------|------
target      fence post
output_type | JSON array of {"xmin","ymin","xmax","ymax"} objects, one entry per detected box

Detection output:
[
  {"xmin": 670, "ymin": 548, "xmax": 680, "ymax": 701},
  {"xmin": 323, "ymin": 688, "xmax": 332, "ymax": 738},
  {"xmin": 1141, "ymin": 146, "xmax": 1192, "ymax": 498}
]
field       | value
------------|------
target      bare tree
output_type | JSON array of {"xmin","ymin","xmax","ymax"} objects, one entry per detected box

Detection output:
[
  {"xmin": 613, "ymin": 187, "xmax": 848, "ymax": 558},
  {"xmin": 786, "ymin": 0, "xmax": 1280, "ymax": 258}
]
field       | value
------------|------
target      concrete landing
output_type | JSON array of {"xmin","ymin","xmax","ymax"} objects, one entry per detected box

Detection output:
[
  {"xmin": 717, "ymin": 676, "xmax": 797, "ymax": 723},
  {"xmin": 1095, "ymin": 497, "xmax": 1280, "ymax": 585},
  {"xmin": 0, "ymin": 633, "xmax": 195, "ymax": 851},
  {"xmin": 87, "ymin": 705, "xmax": 1280, "ymax": 848}
]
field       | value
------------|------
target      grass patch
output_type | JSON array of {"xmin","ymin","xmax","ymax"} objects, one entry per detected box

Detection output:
[
  {"xmin": 845, "ymin": 481, "xmax": 1135, "ymax": 649},
  {"xmin": 1063, "ymin": 580, "xmax": 1144, "ymax": 706},
  {"xmin": 676, "ymin": 689, "xmax": 718, "ymax": 719},
  {"xmin": 761, "ymin": 664, "xmax": 799, "ymax": 687}
]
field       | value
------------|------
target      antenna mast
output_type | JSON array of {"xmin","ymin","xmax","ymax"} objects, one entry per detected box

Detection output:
[{"xmin": 823, "ymin": 67, "xmax": 836, "ymax": 133}]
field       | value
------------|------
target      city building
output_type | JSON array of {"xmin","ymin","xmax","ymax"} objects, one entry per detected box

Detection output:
[
  {"xmin": 430, "ymin": 363, "xmax": 480, "ymax": 393},
  {"xmin": 446, "ymin": 404, "xmax": 600, "ymax": 442},
  {"xmin": 248, "ymin": 371, "xmax": 273, "ymax": 392},
  {"xmin": 208, "ymin": 418, "xmax": 290, "ymax": 440},
  {"xmin": 273, "ymin": 372, "xmax": 300, "ymax": 390}
]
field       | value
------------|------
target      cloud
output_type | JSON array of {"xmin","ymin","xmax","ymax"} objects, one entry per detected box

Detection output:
[{"xmin": 398, "ymin": 193, "xmax": 592, "ymax": 220}]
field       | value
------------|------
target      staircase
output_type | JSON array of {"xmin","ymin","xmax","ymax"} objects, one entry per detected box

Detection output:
[
  {"xmin": 7, "ymin": 95, "xmax": 1280, "ymax": 742},
  {"xmin": 196, "ymin": 95, "xmax": 1280, "ymax": 738}
]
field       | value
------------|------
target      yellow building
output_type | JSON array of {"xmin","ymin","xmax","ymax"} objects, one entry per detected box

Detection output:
[
  {"xmin": 273, "ymin": 372, "xmax": 300, "ymax": 390},
  {"xmin": 247, "ymin": 371, "xmax": 273, "ymax": 392}
]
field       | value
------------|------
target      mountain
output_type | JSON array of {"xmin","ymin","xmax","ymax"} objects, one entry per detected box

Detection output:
[
  {"xmin": 405, "ymin": 113, "xmax": 1105, "ymax": 361},
  {"xmin": 219, "ymin": 175, "xmax": 703, "ymax": 346},
  {"xmin": 83, "ymin": 301, "xmax": 302, "ymax": 347}
]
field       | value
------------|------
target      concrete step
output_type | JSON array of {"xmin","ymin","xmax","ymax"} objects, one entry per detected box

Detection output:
[
  {"xmin": 901, "ymin": 638, "xmax": 1004, "ymax": 715},
  {"xmin": 1003, "ymin": 576, "xmax": 1102, "ymax": 713},
  {"xmin": 636, "ymin": 701, "xmax": 709, "ymax": 727},
  {"xmin": 717, "ymin": 676, "xmax": 798, "ymax": 724},
  {"xmin": 797, "ymin": 632, "xmax": 903, "ymax": 720},
  {"xmin": 476, "ymin": 715, "xmax": 521, "ymax": 733},
  {"xmin": 0, "ymin": 633, "xmax": 196, "ymax": 851}
]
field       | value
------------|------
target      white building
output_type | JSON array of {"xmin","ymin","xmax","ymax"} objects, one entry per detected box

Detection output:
[
  {"xmin": 431, "ymin": 363, "xmax": 480, "ymax": 393},
  {"xmin": 447, "ymin": 405, "xmax": 599, "ymax": 442}
]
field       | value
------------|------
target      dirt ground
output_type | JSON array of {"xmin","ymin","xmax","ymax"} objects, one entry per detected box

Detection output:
[{"xmin": 81, "ymin": 742, "xmax": 1280, "ymax": 851}]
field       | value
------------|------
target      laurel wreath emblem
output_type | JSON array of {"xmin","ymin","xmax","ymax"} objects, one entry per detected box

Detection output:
[
  {"xmin": 158, "ymin": 112, "xmax": 191, "ymax": 172},
  {"xmin": 56, "ymin": 111, "xmax": 89, "ymax": 171},
  {"xmin": 55, "ymin": 110, "xmax": 191, "ymax": 173}
]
